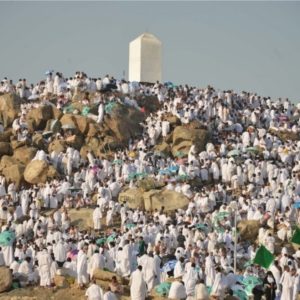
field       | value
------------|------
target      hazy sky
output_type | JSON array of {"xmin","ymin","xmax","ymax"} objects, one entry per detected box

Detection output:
[{"xmin": 0, "ymin": 2, "xmax": 299, "ymax": 101}]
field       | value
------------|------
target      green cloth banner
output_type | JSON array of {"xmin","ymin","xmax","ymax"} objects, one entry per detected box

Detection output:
[
  {"xmin": 291, "ymin": 227, "xmax": 300, "ymax": 245},
  {"xmin": 253, "ymin": 245, "xmax": 274, "ymax": 269}
]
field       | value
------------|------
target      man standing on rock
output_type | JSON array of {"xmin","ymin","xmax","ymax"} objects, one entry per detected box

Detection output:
[{"xmin": 97, "ymin": 100, "xmax": 104, "ymax": 124}]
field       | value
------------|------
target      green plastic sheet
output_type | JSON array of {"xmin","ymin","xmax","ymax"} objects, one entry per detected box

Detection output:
[
  {"xmin": 155, "ymin": 282, "xmax": 171, "ymax": 297},
  {"xmin": 0, "ymin": 230, "xmax": 16, "ymax": 246}
]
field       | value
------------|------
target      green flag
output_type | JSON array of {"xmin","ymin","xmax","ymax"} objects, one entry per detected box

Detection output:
[
  {"xmin": 291, "ymin": 227, "xmax": 300, "ymax": 245},
  {"xmin": 253, "ymin": 245, "xmax": 274, "ymax": 269}
]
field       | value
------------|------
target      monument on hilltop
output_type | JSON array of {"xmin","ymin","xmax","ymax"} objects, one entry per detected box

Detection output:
[{"xmin": 128, "ymin": 32, "xmax": 162, "ymax": 83}]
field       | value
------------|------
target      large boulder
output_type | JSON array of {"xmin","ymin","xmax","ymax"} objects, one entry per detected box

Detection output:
[
  {"xmin": 32, "ymin": 133, "xmax": 47, "ymax": 151},
  {"xmin": 93, "ymin": 268, "xmax": 122, "ymax": 283},
  {"xmin": 54, "ymin": 275, "xmax": 69, "ymax": 288},
  {"xmin": 2, "ymin": 163, "xmax": 25, "ymax": 188},
  {"xmin": 154, "ymin": 142, "xmax": 171, "ymax": 156},
  {"xmin": 118, "ymin": 188, "xmax": 188, "ymax": 212},
  {"xmin": 68, "ymin": 208, "xmax": 94, "ymax": 229},
  {"xmin": 73, "ymin": 115, "xmax": 90, "ymax": 135},
  {"xmin": 87, "ymin": 122, "xmax": 101, "ymax": 137},
  {"xmin": 24, "ymin": 160, "xmax": 58, "ymax": 184},
  {"xmin": 118, "ymin": 188, "xmax": 145, "ymax": 210},
  {"xmin": 0, "ymin": 93, "xmax": 22, "ymax": 128},
  {"xmin": 172, "ymin": 125, "xmax": 208, "ymax": 157},
  {"xmin": 80, "ymin": 145, "xmax": 92, "ymax": 159},
  {"xmin": 26, "ymin": 105, "xmax": 54, "ymax": 131},
  {"xmin": 0, "ymin": 142, "xmax": 12, "ymax": 157},
  {"xmin": 60, "ymin": 114, "xmax": 93, "ymax": 135},
  {"xmin": 164, "ymin": 114, "xmax": 181, "ymax": 127},
  {"xmin": 135, "ymin": 95, "xmax": 160, "ymax": 114},
  {"xmin": 0, "ymin": 130, "xmax": 12, "ymax": 143},
  {"xmin": 0, "ymin": 266, "xmax": 12, "ymax": 292},
  {"xmin": 0, "ymin": 155, "xmax": 17, "ymax": 172},
  {"xmin": 237, "ymin": 220, "xmax": 260, "ymax": 242},
  {"xmin": 10, "ymin": 139, "xmax": 27, "ymax": 150},
  {"xmin": 143, "ymin": 189, "xmax": 189, "ymax": 211},
  {"xmin": 52, "ymin": 106, "xmax": 63, "ymax": 120},
  {"xmin": 65, "ymin": 135, "xmax": 84, "ymax": 150},
  {"xmin": 48, "ymin": 139, "xmax": 66, "ymax": 154},
  {"xmin": 81, "ymin": 138, "xmax": 115, "ymax": 161},
  {"xmin": 45, "ymin": 119, "xmax": 62, "ymax": 134},
  {"xmin": 136, "ymin": 177, "xmax": 165, "ymax": 191},
  {"xmin": 13, "ymin": 147, "xmax": 37, "ymax": 165},
  {"xmin": 99, "ymin": 136, "xmax": 122, "ymax": 152},
  {"xmin": 60, "ymin": 114, "xmax": 77, "ymax": 131},
  {"xmin": 104, "ymin": 104, "xmax": 145, "ymax": 144},
  {"xmin": 269, "ymin": 128, "xmax": 300, "ymax": 142}
]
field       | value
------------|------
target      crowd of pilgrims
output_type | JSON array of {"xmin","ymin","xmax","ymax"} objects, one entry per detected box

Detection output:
[{"xmin": 0, "ymin": 72, "xmax": 300, "ymax": 300}]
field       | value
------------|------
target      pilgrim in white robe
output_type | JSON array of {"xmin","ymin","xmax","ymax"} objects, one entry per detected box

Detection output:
[
  {"xmin": 53, "ymin": 240, "xmax": 67, "ymax": 265},
  {"xmin": 2, "ymin": 244, "xmax": 14, "ymax": 266},
  {"xmin": 130, "ymin": 268, "xmax": 147, "ymax": 300},
  {"xmin": 174, "ymin": 260, "xmax": 185, "ymax": 279},
  {"xmin": 103, "ymin": 291, "xmax": 118, "ymax": 300},
  {"xmin": 106, "ymin": 209, "xmax": 113, "ymax": 227},
  {"xmin": 210, "ymin": 272, "xmax": 226, "ymax": 298},
  {"xmin": 93, "ymin": 206, "xmax": 102, "ymax": 230},
  {"xmin": 183, "ymin": 266, "xmax": 199, "ymax": 298},
  {"xmin": 97, "ymin": 103, "xmax": 104, "ymax": 124},
  {"xmin": 85, "ymin": 283, "xmax": 104, "ymax": 300},
  {"xmin": 77, "ymin": 250, "xmax": 89, "ymax": 285},
  {"xmin": 280, "ymin": 270, "xmax": 293, "ymax": 300},
  {"xmin": 138, "ymin": 254, "xmax": 156, "ymax": 292},
  {"xmin": 37, "ymin": 250, "xmax": 52, "ymax": 287},
  {"xmin": 293, "ymin": 273, "xmax": 300, "ymax": 300},
  {"xmin": 194, "ymin": 282, "xmax": 209, "ymax": 300},
  {"xmin": 89, "ymin": 252, "xmax": 105, "ymax": 278},
  {"xmin": 161, "ymin": 120, "xmax": 170, "ymax": 138},
  {"xmin": 119, "ymin": 244, "xmax": 132, "ymax": 277},
  {"xmin": 153, "ymin": 254, "xmax": 162, "ymax": 285},
  {"xmin": 168, "ymin": 281, "xmax": 187, "ymax": 300},
  {"xmin": 205, "ymin": 255, "xmax": 215, "ymax": 287}
]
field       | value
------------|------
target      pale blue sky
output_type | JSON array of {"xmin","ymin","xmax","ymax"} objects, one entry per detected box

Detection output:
[{"xmin": 0, "ymin": 2, "xmax": 299, "ymax": 101}]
